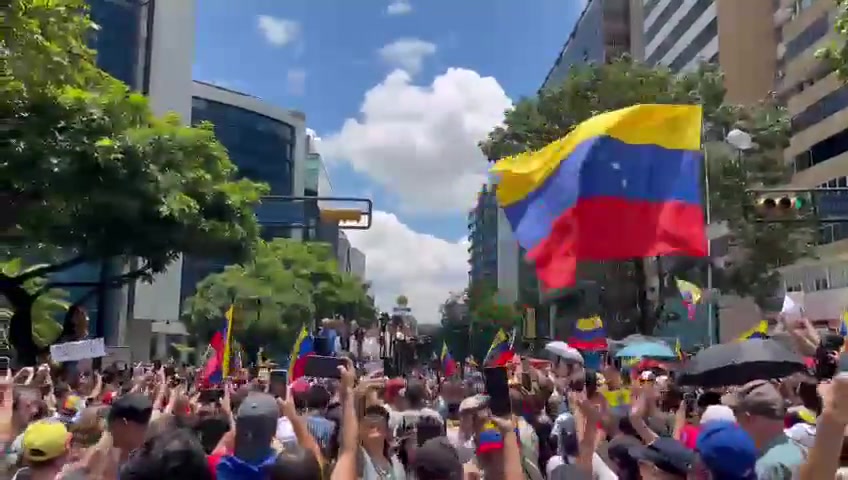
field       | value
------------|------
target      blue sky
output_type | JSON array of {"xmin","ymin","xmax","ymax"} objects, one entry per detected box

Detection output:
[{"xmin": 193, "ymin": 0, "xmax": 586, "ymax": 322}]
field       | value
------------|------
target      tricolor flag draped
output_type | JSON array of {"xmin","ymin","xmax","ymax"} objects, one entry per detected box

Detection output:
[
  {"xmin": 288, "ymin": 325, "xmax": 314, "ymax": 383},
  {"xmin": 567, "ymin": 315, "xmax": 607, "ymax": 351},
  {"xmin": 441, "ymin": 341, "xmax": 457, "ymax": 377},
  {"xmin": 484, "ymin": 328, "xmax": 515, "ymax": 366},
  {"xmin": 491, "ymin": 104, "xmax": 707, "ymax": 291},
  {"xmin": 201, "ymin": 305, "xmax": 235, "ymax": 385}
]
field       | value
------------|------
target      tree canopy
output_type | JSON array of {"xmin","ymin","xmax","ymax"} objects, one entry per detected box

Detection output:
[
  {"xmin": 0, "ymin": 259, "xmax": 66, "ymax": 348},
  {"xmin": 818, "ymin": 1, "xmax": 848, "ymax": 80},
  {"xmin": 481, "ymin": 58, "xmax": 813, "ymax": 335},
  {"xmin": 182, "ymin": 239, "xmax": 375, "ymax": 356},
  {"xmin": 1, "ymin": 0, "xmax": 267, "ymax": 363}
]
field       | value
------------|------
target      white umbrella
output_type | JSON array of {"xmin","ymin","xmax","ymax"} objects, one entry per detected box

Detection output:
[{"xmin": 544, "ymin": 341, "xmax": 584, "ymax": 364}]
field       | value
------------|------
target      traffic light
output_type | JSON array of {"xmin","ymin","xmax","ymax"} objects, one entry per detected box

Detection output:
[{"xmin": 751, "ymin": 192, "xmax": 812, "ymax": 220}]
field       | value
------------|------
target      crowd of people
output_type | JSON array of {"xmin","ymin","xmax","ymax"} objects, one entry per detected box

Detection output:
[{"xmin": 3, "ymin": 329, "xmax": 848, "ymax": 480}]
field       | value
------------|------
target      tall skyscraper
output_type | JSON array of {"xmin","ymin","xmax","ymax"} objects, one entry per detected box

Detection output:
[
  {"xmin": 541, "ymin": 0, "xmax": 632, "ymax": 91},
  {"xmin": 467, "ymin": 184, "xmax": 499, "ymax": 287}
]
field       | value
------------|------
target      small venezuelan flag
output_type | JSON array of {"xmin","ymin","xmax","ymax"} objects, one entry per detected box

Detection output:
[
  {"xmin": 288, "ymin": 325, "xmax": 314, "ymax": 383},
  {"xmin": 441, "ymin": 341, "xmax": 458, "ymax": 377},
  {"xmin": 484, "ymin": 329, "xmax": 515, "ymax": 366},
  {"xmin": 676, "ymin": 279, "xmax": 702, "ymax": 321},
  {"xmin": 491, "ymin": 104, "xmax": 707, "ymax": 291},
  {"xmin": 568, "ymin": 315, "xmax": 607, "ymax": 351},
  {"xmin": 221, "ymin": 305, "xmax": 235, "ymax": 377},
  {"xmin": 737, "ymin": 321, "xmax": 769, "ymax": 341}
]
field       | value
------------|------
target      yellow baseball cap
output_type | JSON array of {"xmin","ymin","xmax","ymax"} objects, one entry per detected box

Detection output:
[{"xmin": 22, "ymin": 420, "xmax": 70, "ymax": 462}]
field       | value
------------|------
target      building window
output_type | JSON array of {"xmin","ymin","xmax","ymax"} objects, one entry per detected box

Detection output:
[
  {"xmin": 191, "ymin": 98, "xmax": 296, "ymax": 196},
  {"xmin": 668, "ymin": 18, "xmax": 718, "ymax": 72},
  {"xmin": 645, "ymin": 0, "xmax": 713, "ymax": 66},
  {"xmin": 792, "ymin": 84, "xmax": 848, "ymax": 134},
  {"xmin": 794, "ymin": 128, "xmax": 848, "ymax": 173},
  {"xmin": 88, "ymin": 0, "xmax": 142, "ymax": 88},
  {"xmin": 784, "ymin": 14, "xmax": 829, "ymax": 63}
]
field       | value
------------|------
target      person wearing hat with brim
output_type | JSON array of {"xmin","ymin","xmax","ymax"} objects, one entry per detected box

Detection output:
[{"xmin": 721, "ymin": 380, "xmax": 806, "ymax": 478}]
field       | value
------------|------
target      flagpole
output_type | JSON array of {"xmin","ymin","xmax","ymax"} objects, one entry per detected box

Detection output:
[{"xmin": 703, "ymin": 137, "xmax": 715, "ymax": 345}]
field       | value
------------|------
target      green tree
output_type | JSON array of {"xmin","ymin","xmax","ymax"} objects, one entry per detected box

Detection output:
[
  {"xmin": 1, "ymin": 0, "xmax": 267, "ymax": 364},
  {"xmin": 481, "ymin": 58, "xmax": 813, "ymax": 335},
  {"xmin": 0, "ymin": 259, "xmax": 67, "ymax": 348},
  {"xmin": 182, "ymin": 239, "xmax": 374, "ymax": 357},
  {"xmin": 817, "ymin": 1, "xmax": 848, "ymax": 80}
]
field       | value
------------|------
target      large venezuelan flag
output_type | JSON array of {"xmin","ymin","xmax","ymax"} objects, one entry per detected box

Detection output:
[
  {"xmin": 288, "ymin": 325, "xmax": 314, "ymax": 383},
  {"xmin": 492, "ymin": 104, "xmax": 707, "ymax": 291},
  {"xmin": 441, "ymin": 341, "xmax": 458, "ymax": 377},
  {"xmin": 484, "ymin": 329, "xmax": 514, "ymax": 366},
  {"xmin": 567, "ymin": 315, "xmax": 607, "ymax": 351}
]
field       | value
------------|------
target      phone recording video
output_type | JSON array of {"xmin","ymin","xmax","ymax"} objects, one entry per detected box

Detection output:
[
  {"xmin": 269, "ymin": 369, "xmax": 288, "ymax": 398},
  {"xmin": 303, "ymin": 355, "xmax": 345, "ymax": 379},
  {"xmin": 198, "ymin": 389, "xmax": 223, "ymax": 404},
  {"xmin": 483, "ymin": 366, "xmax": 511, "ymax": 417}
]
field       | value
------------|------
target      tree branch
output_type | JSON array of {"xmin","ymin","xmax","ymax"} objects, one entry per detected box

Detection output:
[
  {"xmin": 15, "ymin": 254, "xmax": 91, "ymax": 283},
  {"xmin": 40, "ymin": 261, "xmax": 153, "ymax": 294}
]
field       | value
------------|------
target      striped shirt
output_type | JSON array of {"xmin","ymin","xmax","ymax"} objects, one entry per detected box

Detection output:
[{"xmin": 306, "ymin": 414, "xmax": 336, "ymax": 452}]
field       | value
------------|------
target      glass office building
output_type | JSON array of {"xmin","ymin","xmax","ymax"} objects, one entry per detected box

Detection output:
[
  {"xmin": 541, "ymin": 0, "xmax": 631, "ymax": 90},
  {"xmin": 467, "ymin": 185, "xmax": 499, "ymax": 286},
  {"xmin": 180, "ymin": 91, "xmax": 301, "ymax": 305},
  {"xmin": 88, "ymin": 0, "xmax": 144, "ymax": 88}
]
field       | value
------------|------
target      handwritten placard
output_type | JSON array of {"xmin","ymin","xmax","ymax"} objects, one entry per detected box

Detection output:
[{"xmin": 50, "ymin": 338, "xmax": 106, "ymax": 363}]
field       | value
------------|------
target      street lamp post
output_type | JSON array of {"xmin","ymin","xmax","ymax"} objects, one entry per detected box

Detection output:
[{"xmin": 702, "ymin": 129, "xmax": 754, "ymax": 345}]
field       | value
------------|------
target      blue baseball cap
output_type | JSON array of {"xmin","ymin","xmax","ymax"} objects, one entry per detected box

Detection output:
[{"xmin": 696, "ymin": 421, "xmax": 757, "ymax": 480}]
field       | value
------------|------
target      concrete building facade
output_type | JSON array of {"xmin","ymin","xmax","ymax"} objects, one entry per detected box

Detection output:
[
  {"xmin": 775, "ymin": 0, "xmax": 848, "ymax": 326},
  {"xmin": 633, "ymin": 0, "xmax": 778, "ymax": 105}
]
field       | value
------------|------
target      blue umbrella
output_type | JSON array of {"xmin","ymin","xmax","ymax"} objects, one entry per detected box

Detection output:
[{"xmin": 615, "ymin": 341, "xmax": 676, "ymax": 359}]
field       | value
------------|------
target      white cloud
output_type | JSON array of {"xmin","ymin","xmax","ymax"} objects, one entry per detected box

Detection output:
[
  {"xmin": 287, "ymin": 68, "xmax": 307, "ymax": 95},
  {"xmin": 386, "ymin": 0, "xmax": 412, "ymax": 15},
  {"xmin": 257, "ymin": 15, "xmax": 301, "ymax": 46},
  {"xmin": 347, "ymin": 211, "xmax": 468, "ymax": 324},
  {"xmin": 322, "ymin": 68, "xmax": 513, "ymax": 213},
  {"xmin": 377, "ymin": 38, "xmax": 437, "ymax": 75}
]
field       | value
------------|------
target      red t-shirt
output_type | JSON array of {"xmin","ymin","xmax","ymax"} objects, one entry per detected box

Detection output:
[{"xmin": 680, "ymin": 424, "xmax": 700, "ymax": 450}]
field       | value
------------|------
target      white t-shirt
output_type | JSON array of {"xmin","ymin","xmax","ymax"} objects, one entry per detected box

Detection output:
[{"xmin": 276, "ymin": 417, "xmax": 296, "ymax": 445}]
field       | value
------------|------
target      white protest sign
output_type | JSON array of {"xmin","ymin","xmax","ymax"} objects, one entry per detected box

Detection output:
[
  {"xmin": 780, "ymin": 292, "xmax": 805, "ymax": 325},
  {"xmin": 50, "ymin": 338, "xmax": 106, "ymax": 363}
]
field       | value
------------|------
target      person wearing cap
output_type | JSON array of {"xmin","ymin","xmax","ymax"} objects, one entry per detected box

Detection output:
[
  {"xmin": 628, "ymin": 437, "xmax": 694, "ymax": 479},
  {"xmin": 721, "ymin": 379, "xmax": 806, "ymax": 479},
  {"xmin": 211, "ymin": 392, "xmax": 284, "ymax": 478},
  {"xmin": 13, "ymin": 420, "xmax": 71, "ymax": 480},
  {"xmin": 695, "ymin": 420, "xmax": 758, "ymax": 480}
]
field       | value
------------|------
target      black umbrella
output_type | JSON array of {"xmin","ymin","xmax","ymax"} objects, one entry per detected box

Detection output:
[{"xmin": 676, "ymin": 339, "xmax": 807, "ymax": 388}]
